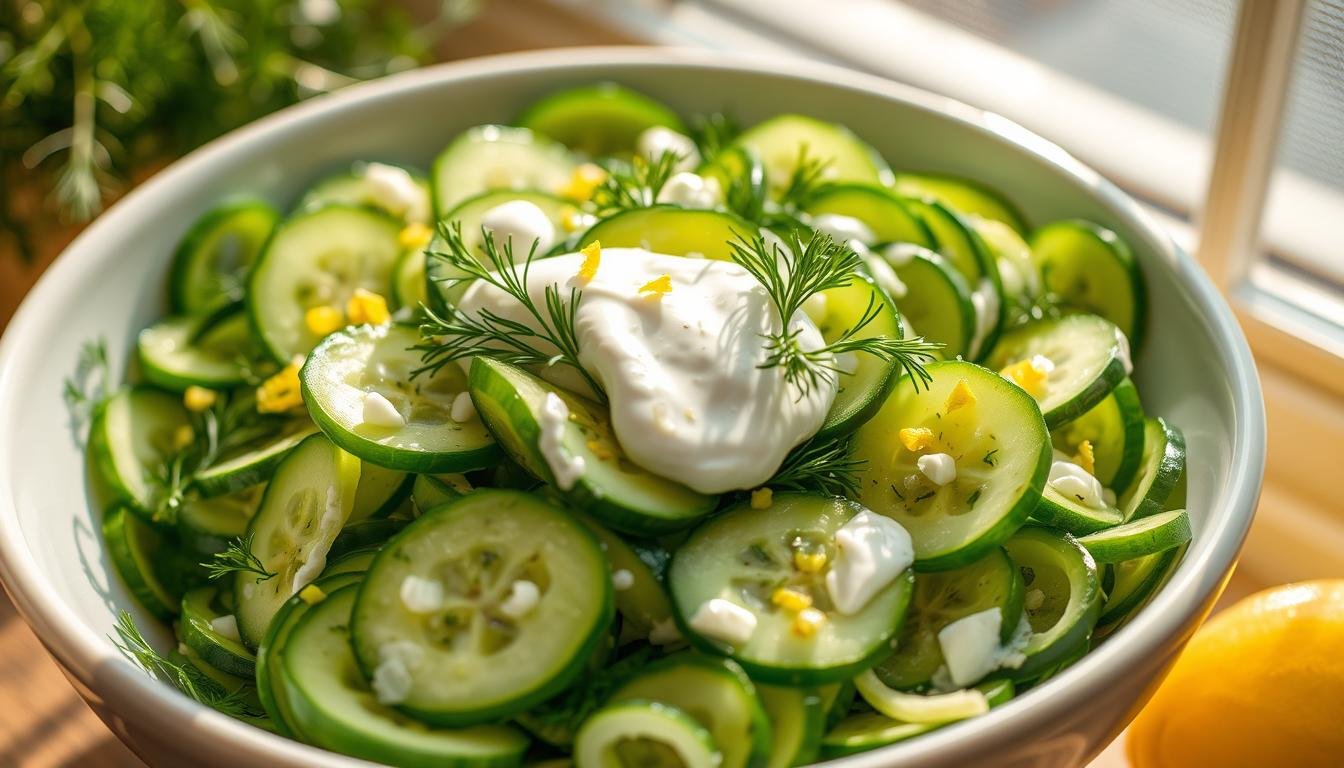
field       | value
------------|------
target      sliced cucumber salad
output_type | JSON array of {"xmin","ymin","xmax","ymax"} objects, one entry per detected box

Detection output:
[{"xmin": 88, "ymin": 82, "xmax": 1190, "ymax": 766}]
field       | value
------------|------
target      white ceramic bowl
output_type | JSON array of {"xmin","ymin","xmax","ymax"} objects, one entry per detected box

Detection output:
[{"xmin": 0, "ymin": 48, "xmax": 1264, "ymax": 767}]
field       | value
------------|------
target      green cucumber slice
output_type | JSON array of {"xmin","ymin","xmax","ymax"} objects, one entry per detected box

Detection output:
[
  {"xmin": 575, "ymin": 514, "xmax": 675, "ymax": 647},
  {"xmin": 819, "ymin": 679, "xmax": 1014, "ymax": 758},
  {"xmin": 873, "ymin": 547, "xmax": 1024, "ymax": 691},
  {"xmin": 180, "ymin": 585, "xmax": 255, "ymax": 677},
  {"xmin": 255, "ymin": 572, "xmax": 363, "ymax": 739},
  {"xmin": 578, "ymin": 206, "xmax": 754, "ymax": 261},
  {"xmin": 323, "ymin": 549, "xmax": 378, "ymax": 577},
  {"xmin": 884, "ymin": 244, "xmax": 975, "ymax": 360},
  {"xmin": 431, "ymin": 125, "xmax": 577, "ymax": 219},
  {"xmin": 985, "ymin": 314, "xmax": 1130, "ymax": 429},
  {"xmin": 1032, "ymin": 220, "xmax": 1146, "ymax": 351},
  {"xmin": 192, "ymin": 420, "xmax": 318, "ymax": 498},
  {"xmin": 1002, "ymin": 525, "xmax": 1101, "ymax": 680},
  {"xmin": 699, "ymin": 146, "xmax": 767, "ymax": 222},
  {"xmin": 1096, "ymin": 543, "xmax": 1186, "ymax": 631},
  {"xmin": 575, "ymin": 699, "xmax": 719, "ymax": 768},
  {"xmin": 1032, "ymin": 483, "xmax": 1123, "ymax": 537},
  {"xmin": 468, "ymin": 357, "xmax": 716, "ymax": 536},
  {"xmin": 854, "ymin": 360, "xmax": 1051, "ymax": 571},
  {"xmin": 802, "ymin": 184, "xmax": 933, "ymax": 246},
  {"xmin": 818, "ymin": 682, "xmax": 855, "ymax": 730},
  {"xmin": 411, "ymin": 473, "xmax": 472, "ymax": 514},
  {"xmin": 349, "ymin": 462, "xmax": 411, "ymax": 522},
  {"xmin": 393, "ymin": 246, "xmax": 429, "ymax": 311},
  {"xmin": 280, "ymin": 584, "xmax": 531, "ymax": 767},
  {"xmin": 329, "ymin": 518, "xmax": 406, "ymax": 562},
  {"xmin": 177, "ymin": 487, "xmax": 260, "ymax": 556},
  {"xmin": 734, "ymin": 115, "xmax": 891, "ymax": 195},
  {"xmin": 669, "ymin": 494, "xmax": 915, "ymax": 685},
  {"xmin": 901, "ymin": 198, "xmax": 992, "ymax": 286},
  {"xmin": 609, "ymin": 654, "xmax": 772, "ymax": 768},
  {"xmin": 891, "ymin": 173, "xmax": 1027, "ymax": 235},
  {"xmin": 90, "ymin": 386, "xmax": 191, "ymax": 520},
  {"xmin": 350, "ymin": 490, "xmax": 613, "ymax": 726},
  {"xmin": 758, "ymin": 685, "xmax": 824, "ymax": 768},
  {"xmin": 302, "ymin": 323, "xmax": 501, "ymax": 473},
  {"xmin": 234, "ymin": 434, "xmax": 361, "ymax": 647},
  {"xmin": 812, "ymin": 274, "xmax": 904, "ymax": 439},
  {"xmin": 170, "ymin": 199, "xmax": 279, "ymax": 315},
  {"xmin": 1120, "ymin": 418, "xmax": 1186, "ymax": 522},
  {"xmin": 103, "ymin": 503, "xmax": 180, "ymax": 620},
  {"xmin": 297, "ymin": 162, "xmax": 431, "ymax": 224},
  {"xmin": 247, "ymin": 204, "xmax": 404, "ymax": 362},
  {"xmin": 138, "ymin": 310, "xmax": 254, "ymax": 391},
  {"xmin": 517, "ymin": 83, "xmax": 686, "ymax": 157},
  {"xmin": 1079, "ymin": 509, "xmax": 1191, "ymax": 564},
  {"xmin": 967, "ymin": 216, "xmax": 1041, "ymax": 326},
  {"xmin": 1050, "ymin": 379, "xmax": 1146, "ymax": 492}
]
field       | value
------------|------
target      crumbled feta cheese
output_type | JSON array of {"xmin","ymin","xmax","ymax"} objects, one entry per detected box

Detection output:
[
  {"xmin": 481, "ymin": 199, "xmax": 557, "ymax": 255},
  {"xmin": 363, "ymin": 163, "xmax": 430, "ymax": 224},
  {"xmin": 361, "ymin": 391, "xmax": 405, "ymax": 428},
  {"xmin": 399, "ymin": 575, "xmax": 445, "ymax": 614},
  {"xmin": 450, "ymin": 391, "xmax": 476, "ymax": 423},
  {"xmin": 637, "ymin": 127, "xmax": 701, "ymax": 172},
  {"xmin": 1049, "ymin": 452, "xmax": 1109, "ymax": 509},
  {"xmin": 689, "ymin": 598, "xmax": 757, "ymax": 646},
  {"xmin": 498, "ymin": 580, "xmax": 541, "ymax": 619},
  {"xmin": 655, "ymin": 172, "xmax": 721, "ymax": 208},
  {"xmin": 825, "ymin": 511, "xmax": 914, "ymax": 615},
  {"xmin": 538, "ymin": 393, "xmax": 586, "ymax": 490},
  {"xmin": 612, "ymin": 569, "xmax": 635, "ymax": 591},
  {"xmin": 938, "ymin": 608, "xmax": 1004, "ymax": 688},
  {"xmin": 917, "ymin": 453, "xmax": 958, "ymax": 486},
  {"xmin": 969, "ymin": 278, "xmax": 1000, "ymax": 357},
  {"xmin": 209, "ymin": 614, "xmax": 241, "ymax": 642},
  {"xmin": 372, "ymin": 640, "xmax": 423, "ymax": 705}
]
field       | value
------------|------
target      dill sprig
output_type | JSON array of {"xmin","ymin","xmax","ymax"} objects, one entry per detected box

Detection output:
[
  {"xmin": 416, "ymin": 222, "xmax": 604, "ymax": 400},
  {"xmin": 689, "ymin": 111, "xmax": 741, "ymax": 165},
  {"xmin": 776, "ymin": 145, "xmax": 832, "ymax": 212},
  {"xmin": 62, "ymin": 337, "xmax": 112, "ymax": 443},
  {"xmin": 112, "ymin": 611, "xmax": 263, "ymax": 718},
  {"xmin": 728, "ymin": 230, "xmax": 939, "ymax": 397},
  {"xmin": 591, "ymin": 152, "xmax": 682, "ymax": 215},
  {"xmin": 202, "ymin": 534, "xmax": 275, "ymax": 582},
  {"xmin": 769, "ymin": 436, "xmax": 864, "ymax": 498}
]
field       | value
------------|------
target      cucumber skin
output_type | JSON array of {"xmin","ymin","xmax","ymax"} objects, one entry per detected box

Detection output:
[
  {"xmin": 1005, "ymin": 525, "xmax": 1102, "ymax": 682},
  {"xmin": 1124, "ymin": 419, "xmax": 1187, "ymax": 522},
  {"xmin": 169, "ymin": 198, "xmax": 279, "ymax": 315},
  {"xmin": 1031, "ymin": 219, "xmax": 1148, "ymax": 353},
  {"xmin": 89, "ymin": 386, "xmax": 190, "ymax": 527},
  {"xmin": 179, "ymin": 587, "xmax": 256, "ymax": 678},
  {"xmin": 102, "ymin": 504, "xmax": 178, "ymax": 621},
  {"xmin": 190, "ymin": 424, "xmax": 318, "ymax": 498},
  {"xmin": 1041, "ymin": 356, "xmax": 1129, "ymax": 431}
]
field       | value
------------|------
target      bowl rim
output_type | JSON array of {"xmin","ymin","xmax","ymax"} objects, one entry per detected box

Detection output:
[{"xmin": 0, "ymin": 45, "xmax": 1265, "ymax": 766}]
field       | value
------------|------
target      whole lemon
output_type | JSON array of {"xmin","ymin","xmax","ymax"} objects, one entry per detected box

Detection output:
[{"xmin": 1128, "ymin": 580, "xmax": 1344, "ymax": 767}]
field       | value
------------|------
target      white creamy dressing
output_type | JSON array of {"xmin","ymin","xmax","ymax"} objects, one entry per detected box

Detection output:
[
  {"xmin": 688, "ymin": 598, "xmax": 757, "ymax": 646},
  {"xmin": 1116, "ymin": 328, "xmax": 1134, "ymax": 375},
  {"xmin": 969, "ymin": 278, "xmax": 1001, "ymax": 358},
  {"xmin": 399, "ymin": 575, "xmax": 446, "ymax": 614},
  {"xmin": 916, "ymin": 453, "xmax": 958, "ymax": 486},
  {"xmin": 538, "ymin": 393, "xmax": 586, "ymax": 490},
  {"xmin": 455, "ymin": 248, "xmax": 837, "ymax": 493},
  {"xmin": 636, "ymin": 127, "xmax": 701, "ymax": 172},
  {"xmin": 1048, "ymin": 450, "xmax": 1111, "ymax": 510},
  {"xmin": 656, "ymin": 171, "xmax": 721, "ymax": 208},
  {"xmin": 481, "ymin": 199, "xmax": 557, "ymax": 256},
  {"xmin": 362, "ymin": 162, "xmax": 430, "ymax": 224},
  {"xmin": 935, "ymin": 607, "xmax": 1030, "ymax": 688},
  {"xmin": 372, "ymin": 640, "xmax": 424, "ymax": 705},
  {"xmin": 825, "ymin": 511, "xmax": 915, "ymax": 615},
  {"xmin": 809, "ymin": 213, "xmax": 876, "ymax": 246},
  {"xmin": 881, "ymin": 242, "xmax": 921, "ymax": 268},
  {"xmin": 289, "ymin": 486, "xmax": 347, "ymax": 595},
  {"xmin": 861, "ymin": 249, "xmax": 908, "ymax": 299}
]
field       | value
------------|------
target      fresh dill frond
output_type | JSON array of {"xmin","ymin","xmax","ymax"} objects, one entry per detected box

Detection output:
[
  {"xmin": 111, "ymin": 611, "xmax": 262, "ymax": 718},
  {"xmin": 728, "ymin": 231, "xmax": 939, "ymax": 396},
  {"xmin": 591, "ymin": 152, "xmax": 682, "ymax": 214},
  {"xmin": 775, "ymin": 145, "xmax": 832, "ymax": 211},
  {"xmin": 769, "ymin": 436, "xmax": 864, "ymax": 498},
  {"xmin": 416, "ymin": 222, "xmax": 604, "ymax": 400},
  {"xmin": 689, "ymin": 111, "xmax": 741, "ymax": 165},
  {"xmin": 203, "ymin": 534, "xmax": 275, "ymax": 583},
  {"xmin": 63, "ymin": 337, "xmax": 112, "ymax": 443}
]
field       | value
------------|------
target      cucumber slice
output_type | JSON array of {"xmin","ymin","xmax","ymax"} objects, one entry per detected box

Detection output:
[
  {"xmin": 1097, "ymin": 543, "xmax": 1186, "ymax": 630},
  {"xmin": 297, "ymin": 163, "xmax": 431, "ymax": 224},
  {"xmin": 884, "ymin": 244, "xmax": 975, "ymax": 360},
  {"xmin": 255, "ymin": 572, "xmax": 363, "ymax": 739},
  {"xmin": 1002, "ymin": 525, "xmax": 1101, "ymax": 680},
  {"xmin": 192, "ymin": 420, "xmax": 318, "ymax": 497},
  {"xmin": 669, "ymin": 494, "xmax": 915, "ymax": 685},
  {"xmin": 517, "ymin": 83, "xmax": 686, "ymax": 157},
  {"xmin": 469, "ymin": 357, "xmax": 716, "ymax": 536},
  {"xmin": 813, "ymin": 274, "xmax": 904, "ymax": 439},
  {"xmin": 734, "ymin": 115, "xmax": 892, "ymax": 194},
  {"xmin": 575, "ymin": 699, "xmax": 718, "ymax": 768},
  {"xmin": 170, "ymin": 199, "xmax": 279, "ymax": 315},
  {"xmin": 138, "ymin": 310, "xmax": 254, "ymax": 391},
  {"xmin": 967, "ymin": 216, "xmax": 1041, "ymax": 326},
  {"xmin": 817, "ymin": 682, "xmax": 855, "ymax": 730},
  {"xmin": 324, "ymin": 548, "xmax": 378, "ymax": 577},
  {"xmin": 757, "ymin": 685, "xmax": 824, "ymax": 768},
  {"xmin": 1032, "ymin": 482, "xmax": 1123, "ymax": 536},
  {"xmin": 302, "ymin": 323, "xmax": 501, "ymax": 473},
  {"xmin": 1077, "ymin": 509, "xmax": 1191, "ymax": 564},
  {"xmin": 90, "ymin": 386, "xmax": 191, "ymax": 519},
  {"xmin": 431, "ymin": 125, "xmax": 577, "ymax": 219},
  {"xmin": 411, "ymin": 473, "xmax": 472, "ymax": 513},
  {"xmin": 578, "ymin": 206, "xmax": 755, "ymax": 261},
  {"xmin": 103, "ymin": 503, "xmax": 179, "ymax": 620},
  {"xmin": 873, "ymin": 547, "xmax": 1024, "ymax": 691},
  {"xmin": 819, "ymin": 679, "xmax": 1014, "ymax": 758},
  {"xmin": 802, "ymin": 184, "xmax": 933, "ymax": 246},
  {"xmin": 854, "ymin": 360, "xmax": 1051, "ymax": 571},
  {"xmin": 350, "ymin": 462, "xmax": 410, "ymax": 523},
  {"xmin": 609, "ymin": 654, "xmax": 772, "ymax": 768},
  {"xmin": 426, "ymin": 189, "xmax": 574, "ymax": 312},
  {"xmin": 985, "ymin": 314, "xmax": 1130, "ymax": 429},
  {"xmin": 699, "ymin": 146, "xmax": 767, "ymax": 223},
  {"xmin": 329, "ymin": 518, "xmax": 406, "ymax": 562},
  {"xmin": 280, "ymin": 584, "xmax": 531, "ymax": 767},
  {"xmin": 901, "ymin": 199, "xmax": 993, "ymax": 285},
  {"xmin": 575, "ymin": 514, "xmax": 675, "ymax": 647},
  {"xmin": 180, "ymin": 585, "xmax": 255, "ymax": 677},
  {"xmin": 1120, "ymin": 418, "xmax": 1186, "ymax": 521},
  {"xmin": 1032, "ymin": 220, "xmax": 1146, "ymax": 351},
  {"xmin": 247, "ymin": 204, "xmax": 404, "ymax": 362},
  {"xmin": 177, "ymin": 487, "xmax": 260, "ymax": 556},
  {"xmin": 234, "ymin": 434, "xmax": 361, "ymax": 647},
  {"xmin": 350, "ymin": 490, "xmax": 613, "ymax": 726},
  {"xmin": 1050, "ymin": 379, "xmax": 1146, "ymax": 492},
  {"xmin": 393, "ymin": 246, "xmax": 429, "ymax": 312},
  {"xmin": 891, "ymin": 173, "xmax": 1027, "ymax": 235}
]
